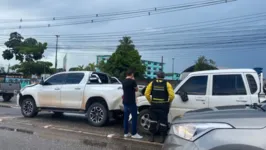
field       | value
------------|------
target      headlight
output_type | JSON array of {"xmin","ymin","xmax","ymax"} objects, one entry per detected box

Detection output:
[{"xmin": 171, "ymin": 123, "xmax": 233, "ymax": 141}]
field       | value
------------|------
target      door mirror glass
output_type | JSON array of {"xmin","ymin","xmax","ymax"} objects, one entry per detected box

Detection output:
[
  {"xmin": 39, "ymin": 77, "xmax": 45, "ymax": 85},
  {"xmin": 177, "ymin": 91, "xmax": 189, "ymax": 102}
]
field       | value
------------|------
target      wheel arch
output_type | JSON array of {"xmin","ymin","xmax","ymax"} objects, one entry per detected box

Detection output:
[
  {"xmin": 138, "ymin": 105, "xmax": 150, "ymax": 112},
  {"xmin": 85, "ymin": 96, "xmax": 109, "ymax": 111},
  {"xmin": 19, "ymin": 95, "xmax": 35, "ymax": 106}
]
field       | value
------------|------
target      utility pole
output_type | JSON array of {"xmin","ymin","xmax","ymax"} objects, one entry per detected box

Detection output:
[
  {"xmin": 172, "ymin": 58, "xmax": 175, "ymax": 80},
  {"xmin": 161, "ymin": 56, "xmax": 164, "ymax": 71},
  {"xmin": 55, "ymin": 35, "xmax": 60, "ymax": 70}
]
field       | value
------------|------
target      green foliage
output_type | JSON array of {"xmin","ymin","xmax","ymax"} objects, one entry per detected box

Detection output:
[
  {"xmin": 85, "ymin": 63, "xmax": 96, "ymax": 71},
  {"xmin": 99, "ymin": 36, "xmax": 146, "ymax": 79},
  {"xmin": 11, "ymin": 61, "xmax": 54, "ymax": 77},
  {"xmin": 194, "ymin": 56, "xmax": 217, "ymax": 71},
  {"xmin": 69, "ymin": 63, "xmax": 97, "ymax": 71},
  {"xmin": 2, "ymin": 32, "xmax": 47, "ymax": 62}
]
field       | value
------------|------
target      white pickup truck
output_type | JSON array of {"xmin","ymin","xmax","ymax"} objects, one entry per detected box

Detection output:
[
  {"xmin": 17, "ymin": 71, "xmax": 123, "ymax": 127},
  {"xmin": 137, "ymin": 69, "xmax": 266, "ymax": 133}
]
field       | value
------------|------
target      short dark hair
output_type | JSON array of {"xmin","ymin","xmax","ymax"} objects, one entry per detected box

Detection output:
[
  {"xmin": 126, "ymin": 69, "xmax": 134, "ymax": 76},
  {"xmin": 157, "ymin": 71, "xmax": 165, "ymax": 78}
]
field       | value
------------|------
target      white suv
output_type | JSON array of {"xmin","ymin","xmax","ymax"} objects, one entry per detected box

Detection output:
[
  {"xmin": 137, "ymin": 69, "xmax": 266, "ymax": 133},
  {"xmin": 17, "ymin": 71, "xmax": 123, "ymax": 127}
]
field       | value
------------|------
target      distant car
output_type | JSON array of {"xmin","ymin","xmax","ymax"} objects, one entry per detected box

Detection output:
[{"xmin": 163, "ymin": 104, "xmax": 266, "ymax": 150}]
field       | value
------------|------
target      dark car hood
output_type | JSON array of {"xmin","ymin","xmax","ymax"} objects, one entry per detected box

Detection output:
[{"xmin": 172, "ymin": 106, "xmax": 266, "ymax": 129}]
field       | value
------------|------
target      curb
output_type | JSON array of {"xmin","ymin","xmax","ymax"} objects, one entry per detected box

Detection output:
[{"xmin": 0, "ymin": 104, "xmax": 12, "ymax": 108}]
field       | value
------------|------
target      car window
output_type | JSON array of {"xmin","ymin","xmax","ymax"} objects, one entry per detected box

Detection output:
[
  {"xmin": 65, "ymin": 73, "xmax": 84, "ymax": 84},
  {"xmin": 246, "ymin": 74, "xmax": 258, "ymax": 94},
  {"xmin": 44, "ymin": 74, "xmax": 67, "ymax": 85},
  {"xmin": 178, "ymin": 76, "xmax": 208, "ymax": 95},
  {"xmin": 94, "ymin": 73, "xmax": 109, "ymax": 84},
  {"xmin": 213, "ymin": 74, "xmax": 246, "ymax": 95}
]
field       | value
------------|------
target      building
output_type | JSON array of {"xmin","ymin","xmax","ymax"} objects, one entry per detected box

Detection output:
[
  {"xmin": 142, "ymin": 60, "xmax": 165, "ymax": 79},
  {"xmin": 96, "ymin": 55, "xmax": 165, "ymax": 79},
  {"xmin": 165, "ymin": 73, "xmax": 180, "ymax": 80}
]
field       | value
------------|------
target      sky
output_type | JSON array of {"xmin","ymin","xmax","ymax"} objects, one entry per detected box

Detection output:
[{"xmin": 0, "ymin": 0, "xmax": 265, "ymax": 74}]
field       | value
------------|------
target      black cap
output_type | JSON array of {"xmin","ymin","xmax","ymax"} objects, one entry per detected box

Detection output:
[{"xmin": 157, "ymin": 71, "xmax": 165, "ymax": 79}]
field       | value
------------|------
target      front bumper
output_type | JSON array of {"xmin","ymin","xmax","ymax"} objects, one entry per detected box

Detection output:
[
  {"xmin": 162, "ymin": 134, "xmax": 199, "ymax": 150},
  {"xmin": 16, "ymin": 92, "xmax": 22, "ymax": 107}
]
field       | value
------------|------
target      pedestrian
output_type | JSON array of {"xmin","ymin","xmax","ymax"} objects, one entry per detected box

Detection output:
[
  {"xmin": 144, "ymin": 71, "xmax": 175, "ymax": 143},
  {"xmin": 122, "ymin": 69, "xmax": 143, "ymax": 139}
]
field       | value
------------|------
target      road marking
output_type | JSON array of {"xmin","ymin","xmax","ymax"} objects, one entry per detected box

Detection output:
[
  {"xmin": 107, "ymin": 134, "xmax": 115, "ymax": 138},
  {"xmin": 46, "ymin": 126, "xmax": 163, "ymax": 146},
  {"xmin": 43, "ymin": 125, "xmax": 52, "ymax": 129}
]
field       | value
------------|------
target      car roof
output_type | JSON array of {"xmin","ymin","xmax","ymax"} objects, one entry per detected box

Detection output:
[{"xmin": 189, "ymin": 69, "xmax": 256, "ymax": 75}]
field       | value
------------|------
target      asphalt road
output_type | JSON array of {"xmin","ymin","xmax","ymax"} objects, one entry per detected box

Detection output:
[{"xmin": 0, "ymin": 106, "xmax": 162, "ymax": 150}]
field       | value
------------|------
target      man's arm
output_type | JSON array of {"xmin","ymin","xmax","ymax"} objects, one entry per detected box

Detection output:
[
  {"xmin": 166, "ymin": 82, "xmax": 175, "ymax": 103},
  {"xmin": 133, "ymin": 80, "xmax": 138, "ymax": 92},
  {"xmin": 144, "ymin": 82, "xmax": 153, "ymax": 103}
]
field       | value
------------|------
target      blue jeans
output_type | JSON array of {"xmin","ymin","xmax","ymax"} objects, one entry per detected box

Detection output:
[{"xmin": 123, "ymin": 104, "xmax": 137, "ymax": 135}]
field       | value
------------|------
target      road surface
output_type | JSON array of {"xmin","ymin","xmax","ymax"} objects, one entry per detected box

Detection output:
[{"xmin": 0, "ymin": 106, "xmax": 162, "ymax": 150}]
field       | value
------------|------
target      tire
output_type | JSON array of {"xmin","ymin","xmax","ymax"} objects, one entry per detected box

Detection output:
[
  {"xmin": 87, "ymin": 102, "xmax": 108, "ymax": 127},
  {"xmin": 21, "ymin": 98, "xmax": 38, "ymax": 118},
  {"xmin": 137, "ymin": 109, "xmax": 151, "ymax": 134},
  {"xmin": 3, "ymin": 94, "xmax": 13, "ymax": 102}
]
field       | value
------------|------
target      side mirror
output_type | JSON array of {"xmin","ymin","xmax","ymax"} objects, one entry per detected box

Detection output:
[
  {"xmin": 177, "ymin": 91, "xmax": 189, "ymax": 102},
  {"xmin": 39, "ymin": 77, "xmax": 44, "ymax": 85}
]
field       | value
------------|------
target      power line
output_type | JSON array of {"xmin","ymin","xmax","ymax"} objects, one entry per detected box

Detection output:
[{"xmin": 0, "ymin": 0, "xmax": 236, "ymax": 30}]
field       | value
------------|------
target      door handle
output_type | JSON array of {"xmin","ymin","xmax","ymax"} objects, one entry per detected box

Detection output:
[
  {"xmin": 75, "ymin": 88, "xmax": 81, "ymax": 90},
  {"xmin": 196, "ymin": 99, "xmax": 205, "ymax": 102},
  {"xmin": 236, "ymin": 100, "xmax": 247, "ymax": 102},
  {"xmin": 54, "ymin": 88, "xmax": 60, "ymax": 90}
]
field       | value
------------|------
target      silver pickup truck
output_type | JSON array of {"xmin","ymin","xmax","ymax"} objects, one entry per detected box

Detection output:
[{"xmin": 0, "ymin": 82, "xmax": 21, "ymax": 102}]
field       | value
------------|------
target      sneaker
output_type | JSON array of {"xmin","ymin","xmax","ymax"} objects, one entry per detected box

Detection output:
[
  {"xmin": 124, "ymin": 133, "xmax": 131, "ymax": 138},
  {"xmin": 131, "ymin": 133, "xmax": 143, "ymax": 139}
]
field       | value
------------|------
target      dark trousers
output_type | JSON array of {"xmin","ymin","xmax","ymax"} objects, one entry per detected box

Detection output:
[
  {"xmin": 123, "ymin": 104, "xmax": 137, "ymax": 135},
  {"xmin": 149, "ymin": 103, "xmax": 170, "ymax": 136}
]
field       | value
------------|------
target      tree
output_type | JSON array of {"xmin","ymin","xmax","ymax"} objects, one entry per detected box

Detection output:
[
  {"xmin": 194, "ymin": 56, "xmax": 217, "ymax": 71},
  {"xmin": 85, "ymin": 63, "xmax": 96, "ymax": 71},
  {"xmin": 99, "ymin": 36, "xmax": 146, "ymax": 79},
  {"xmin": 0, "ymin": 67, "xmax": 5, "ymax": 73},
  {"xmin": 2, "ymin": 32, "xmax": 47, "ymax": 62},
  {"xmin": 11, "ymin": 61, "xmax": 54, "ymax": 77}
]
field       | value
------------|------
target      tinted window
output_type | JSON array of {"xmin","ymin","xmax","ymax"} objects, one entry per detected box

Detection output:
[
  {"xmin": 45, "ymin": 74, "xmax": 66, "ymax": 85},
  {"xmin": 213, "ymin": 75, "xmax": 246, "ymax": 95},
  {"xmin": 65, "ymin": 73, "xmax": 84, "ymax": 84},
  {"xmin": 94, "ymin": 73, "xmax": 109, "ymax": 84},
  {"xmin": 178, "ymin": 76, "xmax": 208, "ymax": 95},
  {"xmin": 246, "ymin": 74, "xmax": 258, "ymax": 94}
]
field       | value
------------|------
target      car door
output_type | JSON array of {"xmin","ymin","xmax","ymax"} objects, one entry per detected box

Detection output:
[
  {"xmin": 170, "ymin": 75, "xmax": 209, "ymax": 119},
  {"xmin": 209, "ymin": 74, "xmax": 251, "ymax": 107},
  {"xmin": 60, "ymin": 73, "xmax": 85, "ymax": 109},
  {"xmin": 38, "ymin": 73, "xmax": 66, "ymax": 107}
]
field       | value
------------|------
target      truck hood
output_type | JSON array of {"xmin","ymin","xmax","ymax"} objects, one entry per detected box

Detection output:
[{"xmin": 172, "ymin": 106, "xmax": 266, "ymax": 129}]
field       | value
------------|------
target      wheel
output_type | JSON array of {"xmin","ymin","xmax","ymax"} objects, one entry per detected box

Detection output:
[
  {"xmin": 87, "ymin": 102, "xmax": 108, "ymax": 127},
  {"xmin": 137, "ymin": 109, "xmax": 151, "ymax": 134},
  {"xmin": 3, "ymin": 94, "xmax": 13, "ymax": 102},
  {"xmin": 21, "ymin": 98, "xmax": 38, "ymax": 118}
]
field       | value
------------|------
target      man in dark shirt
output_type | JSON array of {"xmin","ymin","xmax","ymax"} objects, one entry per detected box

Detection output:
[{"xmin": 122, "ymin": 69, "xmax": 143, "ymax": 139}]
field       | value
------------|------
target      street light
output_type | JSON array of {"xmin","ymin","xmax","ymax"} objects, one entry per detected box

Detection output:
[{"xmin": 172, "ymin": 58, "xmax": 175, "ymax": 80}]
